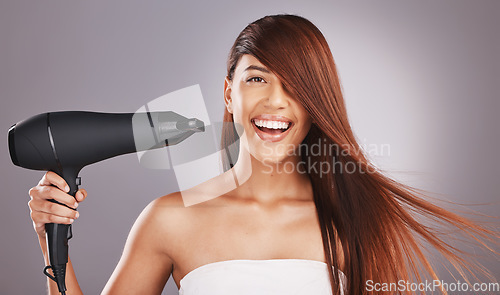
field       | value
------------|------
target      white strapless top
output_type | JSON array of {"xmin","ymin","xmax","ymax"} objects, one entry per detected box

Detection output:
[{"xmin": 178, "ymin": 259, "xmax": 345, "ymax": 295}]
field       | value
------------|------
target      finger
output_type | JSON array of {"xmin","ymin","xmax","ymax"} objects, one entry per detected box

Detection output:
[
  {"xmin": 30, "ymin": 198, "xmax": 79, "ymax": 220},
  {"xmin": 31, "ymin": 185, "xmax": 78, "ymax": 209},
  {"xmin": 38, "ymin": 171, "xmax": 69, "ymax": 193},
  {"xmin": 75, "ymin": 189, "xmax": 88, "ymax": 202},
  {"xmin": 31, "ymin": 210, "xmax": 75, "ymax": 226}
]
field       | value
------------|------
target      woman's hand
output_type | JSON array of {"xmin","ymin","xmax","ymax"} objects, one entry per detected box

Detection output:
[{"xmin": 28, "ymin": 171, "xmax": 87, "ymax": 238}]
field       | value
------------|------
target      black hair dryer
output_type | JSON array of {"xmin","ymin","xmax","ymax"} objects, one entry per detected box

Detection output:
[{"xmin": 8, "ymin": 111, "xmax": 204, "ymax": 294}]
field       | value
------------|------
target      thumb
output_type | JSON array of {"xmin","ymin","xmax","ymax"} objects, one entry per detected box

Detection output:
[{"xmin": 75, "ymin": 189, "xmax": 88, "ymax": 202}]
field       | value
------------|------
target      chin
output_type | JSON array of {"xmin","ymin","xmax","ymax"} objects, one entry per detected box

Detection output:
[{"xmin": 253, "ymin": 148, "xmax": 296, "ymax": 167}]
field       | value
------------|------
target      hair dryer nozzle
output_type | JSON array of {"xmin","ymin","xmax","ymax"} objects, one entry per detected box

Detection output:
[{"xmin": 176, "ymin": 118, "xmax": 205, "ymax": 132}]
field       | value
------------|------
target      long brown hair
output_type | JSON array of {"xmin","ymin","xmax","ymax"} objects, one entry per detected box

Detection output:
[{"xmin": 221, "ymin": 14, "xmax": 497, "ymax": 295}]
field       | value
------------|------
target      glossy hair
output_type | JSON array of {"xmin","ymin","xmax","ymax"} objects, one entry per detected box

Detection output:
[{"xmin": 221, "ymin": 14, "xmax": 496, "ymax": 294}]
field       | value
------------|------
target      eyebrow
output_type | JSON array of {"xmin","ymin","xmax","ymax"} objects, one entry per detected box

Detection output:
[{"xmin": 244, "ymin": 65, "xmax": 271, "ymax": 73}]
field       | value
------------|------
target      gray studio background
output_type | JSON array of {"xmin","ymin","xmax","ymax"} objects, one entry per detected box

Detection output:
[{"xmin": 1, "ymin": 0, "xmax": 498, "ymax": 294}]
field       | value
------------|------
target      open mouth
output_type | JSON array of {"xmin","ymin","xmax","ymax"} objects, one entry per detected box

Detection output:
[
  {"xmin": 252, "ymin": 119, "xmax": 291, "ymax": 134},
  {"xmin": 251, "ymin": 118, "xmax": 293, "ymax": 142}
]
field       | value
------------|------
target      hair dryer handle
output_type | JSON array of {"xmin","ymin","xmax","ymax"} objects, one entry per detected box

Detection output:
[{"xmin": 43, "ymin": 167, "xmax": 80, "ymax": 294}]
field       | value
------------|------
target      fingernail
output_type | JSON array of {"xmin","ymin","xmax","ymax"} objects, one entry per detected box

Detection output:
[
  {"xmin": 74, "ymin": 202, "xmax": 79, "ymax": 208},
  {"xmin": 69, "ymin": 219, "xmax": 74, "ymax": 223},
  {"xmin": 65, "ymin": 185, "xmax": 70, "ymax": 192},
  {"xmin": 75, "ymin": 212, "xmax": 79, "ymax": 219}
]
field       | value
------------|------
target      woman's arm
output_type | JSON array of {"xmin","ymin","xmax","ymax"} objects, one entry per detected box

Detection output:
[
  {"xmin": 29, "ymin": 172, "xmax": 178, "ymax": 294},
  {"xmin": 101, "ymin": 197, "xmax": 175, "ymax": 294}
]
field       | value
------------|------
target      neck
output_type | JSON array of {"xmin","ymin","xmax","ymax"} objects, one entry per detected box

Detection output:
[{"xmin": 231, "ymin": 146, "xmax": 313, "ymax": 205}]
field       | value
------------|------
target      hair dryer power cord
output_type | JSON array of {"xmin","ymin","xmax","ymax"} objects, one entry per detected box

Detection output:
[{"xmin": 43, "ymin": 264, "xmax": 67, "ymax": 295}]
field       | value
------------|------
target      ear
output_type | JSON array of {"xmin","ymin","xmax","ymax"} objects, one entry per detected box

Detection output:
[{"xmin": 224, "ymin": 76, "xmax": 233, "ymax": 114}]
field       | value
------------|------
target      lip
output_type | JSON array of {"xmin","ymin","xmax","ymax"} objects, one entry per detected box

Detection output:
[
  {"xmin": 252, "ymin": 114, "xmax": 293, "ymax": 123},
  {"xmin": 251, "ymin": 114, "xmax": 294, "ymax": 143}
]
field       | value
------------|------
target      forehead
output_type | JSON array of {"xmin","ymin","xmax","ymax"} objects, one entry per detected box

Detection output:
[{"xmin": 235, "ymin": 55, "xmax": 269, "ymax": 74}]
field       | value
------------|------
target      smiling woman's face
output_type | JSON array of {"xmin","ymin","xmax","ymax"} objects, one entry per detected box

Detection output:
[{"xmin": 224, "ymin": 54, "xmax": 312, "ymax": 164}]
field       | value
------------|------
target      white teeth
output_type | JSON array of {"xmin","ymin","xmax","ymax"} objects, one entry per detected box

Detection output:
[{"xmin": 253, "ymin": 119, "xmax": 290, "ymax": 129}]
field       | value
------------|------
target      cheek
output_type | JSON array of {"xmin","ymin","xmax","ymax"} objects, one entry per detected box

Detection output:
[
  {"xmin": 229, "ymin": 95, "xmax": 254, "ymax": 138},
  {"xmin": 229, "ymin": 91, "xmax": 243, "ymax": 118},
  {"xmin": 232, "ymin": 95, "xmax": 253, "ymax": 121},
  {"xmin": 301, "ymin": 119, "xmax": 312, "ymax": 136},
  {"xmin": 295, "ymin": 120, "xmax": 312, "ymax": 146},
  {"xmin": 295, "ymin": 106, "xmax": 313, "ymax": 138},
  {"xmin": 231, "ymin": 102, "xmax": 246, "ymax": 126}
]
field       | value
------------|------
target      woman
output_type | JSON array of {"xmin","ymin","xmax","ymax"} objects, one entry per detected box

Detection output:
[{"xmin": 28, "ymin": 14, "xmax": 495, "ymax": 295}]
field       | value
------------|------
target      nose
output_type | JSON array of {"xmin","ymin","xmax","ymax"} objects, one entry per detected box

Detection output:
[{"xmin": 266, "ymin": 83, "xmax": 290, "ymax": 109}]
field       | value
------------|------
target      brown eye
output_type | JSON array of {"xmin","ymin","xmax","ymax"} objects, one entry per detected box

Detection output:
[{"xmin": 247, "ymin": 77, "xmax": 265, "ymax": 83}]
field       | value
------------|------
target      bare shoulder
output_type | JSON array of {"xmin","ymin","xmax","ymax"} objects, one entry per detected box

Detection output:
[
  {"xmin": 103, "ymin": 190, "xmax": 228, "ymax": 293},
  {"xmin": 102, "ymin": 192, "xmax": 191, "ymax": 294},
  {"xmin": 143, "ymin": 191, "xmax": 222, "ymax": 254},
  {"xmin": 144, "ymin": 192, "xmax": 193, "ymax": 239},
  {"xmin": 147, "ymin": 191, "xmax": 187, "ymax": 216},
  {"xmin": 115, "ymin": 191, "xmax": 190, "ymax": 253}
]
